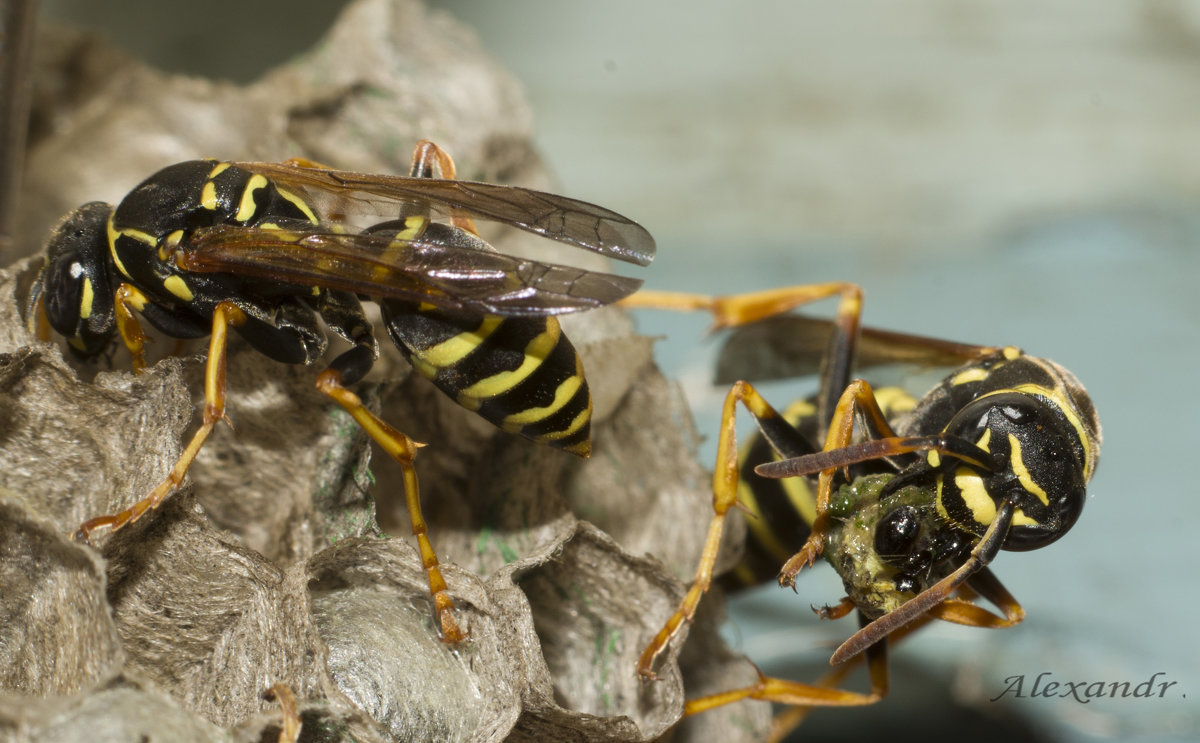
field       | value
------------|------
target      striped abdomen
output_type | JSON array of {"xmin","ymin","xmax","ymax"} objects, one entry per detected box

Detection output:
[{"xmin": 382, "ymin": 300, "xmax": 592, "ymax": 457}]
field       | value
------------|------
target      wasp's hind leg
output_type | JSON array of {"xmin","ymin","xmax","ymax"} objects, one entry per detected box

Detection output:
[
  {"xmin": 313, "ymin": 290, "xmax": 465, "ymax": 643},
  {"xmin": 619, "ymin": 282, "xmax": 864, "ymax": 432},
  {"xmin": 406, "ymin": 139, "xmax": 479, "ymax": 235}
]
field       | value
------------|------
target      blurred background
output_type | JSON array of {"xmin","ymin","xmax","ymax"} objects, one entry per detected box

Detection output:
[{"xmin": 27, "ymin": 1, "xmax": 1200, "ymax": 740}]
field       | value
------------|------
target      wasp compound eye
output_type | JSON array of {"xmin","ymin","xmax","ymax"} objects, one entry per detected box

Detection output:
[
  {"xmin": 892, "ymin": 572, "xmax": 919, "ymax": 595},
  {"xmin": 875, "ymin": 505, "xmax": 921, "ymax": 559}
]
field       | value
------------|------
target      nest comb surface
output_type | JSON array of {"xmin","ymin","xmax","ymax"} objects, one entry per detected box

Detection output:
[{"xmin": 0, "ymin": 1, "xmax": 770, "ymax": 741}]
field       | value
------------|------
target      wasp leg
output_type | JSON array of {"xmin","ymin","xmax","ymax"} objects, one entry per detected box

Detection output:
[
  {"xmin": 314, "ymin": 356, "xmax": 464, "ymax": 646},
  {"xmin": 313, "ymin": 370, "xmax": 465, "ymax": 642},
  {"xmin": 776, "ymin": 379, "xmax": 898, "ymax": 584},
  {"xmin": 814, "ymin": 595, "xmax": 857, "ymax": 620},
  {"xmin": 74, "ymin": 301, "xmax": 247, "ymax": 542},
  {"xmin": 638, "ymin": 380, "xmax": 794, "ymax": 679},
  {"xmin": 684, "ymin": 613, "xmax": 889, "ymax": 718},
  {"xmin": 925, "ymin": 567, "xmax": 1025, "ymax": 630},
  {"xmin": 619, "ymin": 283, "xmax": 861, "ymax": 333},
  {"xmin": 761, "ymin": 612, "xmax": 936, "ymax": 743},
  {"xmin": 408, "ymin": 139, "xmax": 479, "ymax": 235},
  {"xmin": 619, "ymin": 283, "xmax": 863, "ymax": 434},
  {"xmin": 263, "ymin": 683, "xmax": 302, "ymax": 743},
  {"xmin": 113, "ymin": 283, "xmax": 154, "ymax": 372},
  {"xmin": 310, "ymin": 289, "xmax": 462, "ymax": 642}
]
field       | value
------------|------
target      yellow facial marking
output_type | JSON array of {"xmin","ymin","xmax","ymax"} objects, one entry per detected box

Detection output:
[
  {"xmin": 1008, "ymin": 433, "xmax": 1050, "ymax": 506},
  {"xmin": 927, "ymin": 450, "xmax": 941, "ymax": 468},
  {"xmin": 162, "ymin": 275, "xmax": 194, "ymax": 302},
  {"xmin": 235, "ymin": 174, "xmax": 270, "ymax": 222},
  {"xmin": 459, "ymin": 320, "xmax": 562, "ymax": 401},
  {"xmin": 954, "ymin": 468, "xmax": 996, "ymax": 526},
  {"xmin": 106, "ymin": 217, "xmax": 133, "ymax": 279},
  {"xmin": 79, "ymin": 278, "xmax": 94, "ymax": 320}
]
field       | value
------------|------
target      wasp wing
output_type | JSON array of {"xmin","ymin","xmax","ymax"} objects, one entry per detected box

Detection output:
[
  {"xmin": 715, "ymin": 314, "xmax": 997, "ymax": 385},
  {"xmin": 178, "ymin": 224, "xmax": 643, "ymax": 316},
  {"xmin": 236, "ymin": 162, "xmax": 656, "ymax": 267}
]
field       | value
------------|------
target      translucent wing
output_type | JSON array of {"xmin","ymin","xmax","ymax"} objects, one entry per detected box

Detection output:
[
  {"xmin": 177, "ymin": 224, "xmax": 643, "ymax": 316},
  {"xmin": 236, "ymin": 162, "xmax": 656, "ymax": 267},
  {"xmin": 715, "ymin": 314, "xmax": 997, "ymax": 385}
]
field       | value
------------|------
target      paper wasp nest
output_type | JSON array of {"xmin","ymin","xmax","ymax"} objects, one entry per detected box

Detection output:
[{"xmin": 0, "ymin": 1, "xmax": 769, "ymax": 740}]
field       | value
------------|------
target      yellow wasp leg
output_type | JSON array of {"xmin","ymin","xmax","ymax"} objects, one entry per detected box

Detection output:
[
  {"xmin": 409, "ymin": 139, "xmax": 479, "ymax": 235},
  {"xmin": 926, "ymin": 569, "xmax": 1025, "ymax": 630},
  {"xmin": 620, "ymin": 283, "xmax": 864, "ymax": 428},
  {"xmin": 683, "ymin": 636, "xmax": 887, "ymax": 718},
  {"xmin": 313, "ymin": 368, "xmax": 465, "ymax": 644},
  {"xmin": 637, "ymin": 380, "xmax": 784, "ymax": 679},
  {"xmin": 777, "ymin": 379, "xmax": 896, "ymax": 584},
  {"xmin": 263, "ymin": 683, "xmax": 302, "ymax": 743},
  {"xmin": 620, "ymin": 282, "xmax": 862, "ymax": 332},
  {"xmin": 756, "ymin": 613, "xmax": 935, "ymax": 743},
  {"xmin": 74, "ymin": 301, "xmax": 245, "ymax": 542},
  {"xmin": 114, "ymin": 283, "xmax": 154, "ymax": 373}
]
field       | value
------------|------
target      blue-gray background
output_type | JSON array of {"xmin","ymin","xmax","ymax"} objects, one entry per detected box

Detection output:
[{"xmin": 36, "ymin": 2, "xmax": 1200, "ymax": 740}]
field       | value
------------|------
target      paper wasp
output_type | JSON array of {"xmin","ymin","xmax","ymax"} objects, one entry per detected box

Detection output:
[
  {"xmin": 25, "ymin": 140, "xmax": 655, "ymax": 642},
  {"xmin": 623, "ymin": 284, "xmax": 1100, "ymax": 730}
]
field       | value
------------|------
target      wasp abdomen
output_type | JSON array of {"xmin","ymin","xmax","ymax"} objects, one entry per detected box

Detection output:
[{"xmin": 382, "ymin": 300, "xmax": 592, "ymax": 457}]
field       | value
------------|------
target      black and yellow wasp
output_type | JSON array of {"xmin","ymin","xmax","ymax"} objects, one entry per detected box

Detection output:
[
  {"xmin": 623, "ymin": 283, "xmax": 1100, "ymax": 730},
  {"xmin": 26, "ymin": 140, "xmax": 655, "ymax": 642}
]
